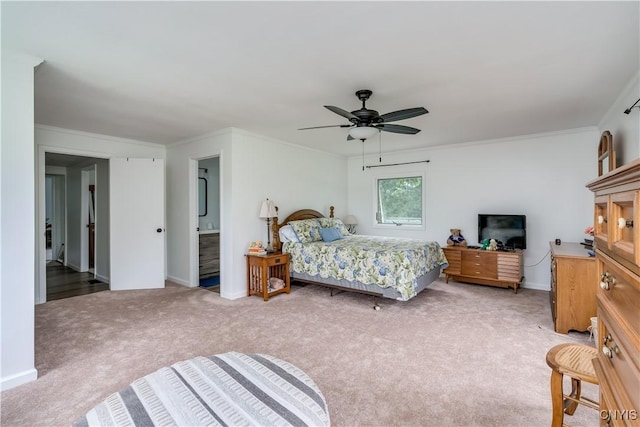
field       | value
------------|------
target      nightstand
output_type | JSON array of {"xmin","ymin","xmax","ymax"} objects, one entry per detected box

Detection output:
[{"xmin": 246, "ymin": 252, "xmax": 290, "ymax": 301}]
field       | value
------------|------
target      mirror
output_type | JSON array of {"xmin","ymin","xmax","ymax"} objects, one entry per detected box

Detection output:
[
  {"xmin": 598, "ymin": 131, "xmax": 616, "ymax": 176},
  {"xmin": 198, "ymin": 177, "xmax": 208, "ymax": 216}
]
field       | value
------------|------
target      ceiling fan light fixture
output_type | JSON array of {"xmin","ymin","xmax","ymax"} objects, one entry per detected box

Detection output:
[{"xmin": 349, "ymin": 126, "xmax": 378, "ymax": 140}]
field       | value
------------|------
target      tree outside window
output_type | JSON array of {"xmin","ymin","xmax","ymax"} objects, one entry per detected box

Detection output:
[{"xmin": 376, "ymin": 175, "xmax": 423, "ymax": 225}]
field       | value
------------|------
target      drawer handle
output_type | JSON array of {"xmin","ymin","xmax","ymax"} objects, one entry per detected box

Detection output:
[
  {"xmin": 601, "ymin": 334, "xmax": 619, "ymax": 358},
  {"xmin": 598, "ymin": 215, "xmax": 607, "ymax": 224},
  {"xmin": 275, "ymin": 258, "xmax": 281, "ymax": 263},
  {"xmin": 600, "ymin": 272, "xmax": 616, "ymax": 291},
  {"xmin": 618, "ymin": 217, "xmax": 634, "ymax": 229}
]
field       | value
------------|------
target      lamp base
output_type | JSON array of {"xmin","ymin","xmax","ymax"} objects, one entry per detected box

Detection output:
[{"xmin": 265, "ymin": 219, "xmax": 274, "ymax": 253}]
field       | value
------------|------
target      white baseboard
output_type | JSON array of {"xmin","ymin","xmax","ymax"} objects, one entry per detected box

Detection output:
[
  {"xmin": 96, "ymin": 273, "xmax": 109, "ymax": 284},
  {"xmin": 1, "ymin": 368, "xmax": 38, "ymax": 391},
  {"xmin": 521, "ymin": 281, "xmax": 550, "ymax": 291},
  {"xmin": 66, "ymin": 262, "xmax": 80, "ymax": 272},
  {"xmin": 221, "ymin": 288, "xmax": 248, "ymax": 300},
  {"xmin": 166, "ymin": 275, "xmax": 191, "ymax": 287}
]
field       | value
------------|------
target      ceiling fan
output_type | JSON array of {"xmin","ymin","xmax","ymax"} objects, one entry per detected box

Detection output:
[{"xmin": 299, "ymin": 89, "xmax": 428, "ymax": 141}]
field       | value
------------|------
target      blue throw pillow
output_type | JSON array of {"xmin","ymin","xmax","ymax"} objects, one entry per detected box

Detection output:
[{"xmin": 319, "ymin": 227, "xmax": 343, "ymax": 242}]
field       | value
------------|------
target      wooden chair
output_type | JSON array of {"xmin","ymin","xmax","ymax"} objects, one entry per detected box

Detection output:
[{"xmin": 545, "ymin": 343, "xmax": 599, "ymax": 427}]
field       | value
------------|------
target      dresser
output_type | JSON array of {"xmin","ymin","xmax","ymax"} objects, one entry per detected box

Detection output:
[
  {"xmin": 199, "ymin": 232, "xmax": 220, "ymax": 278},
  {"xmin": 442, "ymin": 246, "xmax": 523, "ymax": 293},
  {"xmin": 586, "ymin": 159, "xmax": 640, "ymax": 426},
  {"xmin": 549, "ymin": 242, "xmax": 597, "ymax": 334}
]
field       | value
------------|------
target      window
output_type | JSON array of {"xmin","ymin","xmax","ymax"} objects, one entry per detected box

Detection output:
[{"xmin": 375, "ymin": 173, "xmax": 424, "ymax": 227}]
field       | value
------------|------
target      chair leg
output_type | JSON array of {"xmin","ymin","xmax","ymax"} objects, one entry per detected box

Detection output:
[
  {"xmin": 550, "ymin": 370, "xmax": 564, "ymax": 427},
  {"xmin": 564, "ymin": 378, "xmax": 581, "ymax": 415}
]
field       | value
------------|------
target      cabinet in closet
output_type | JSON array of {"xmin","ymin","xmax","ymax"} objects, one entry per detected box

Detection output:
[{"xmin": 199, "ymin": 232, "xmax": 220, "ymax": 278}]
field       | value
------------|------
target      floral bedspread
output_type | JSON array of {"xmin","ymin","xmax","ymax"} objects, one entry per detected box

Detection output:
[{"xmin": 283, "ymin": 235, "xmax": 448, "ymax": 301}]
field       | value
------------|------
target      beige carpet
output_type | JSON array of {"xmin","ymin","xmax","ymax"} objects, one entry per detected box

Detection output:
[{"xmin": 1, "ymin": 277, "xmax": 599, "ymax": 427}]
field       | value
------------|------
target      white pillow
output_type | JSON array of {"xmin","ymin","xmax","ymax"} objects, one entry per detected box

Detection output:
[{"xmin": 279, "ymin": 224, "xmax": 300, "ymax": 243}]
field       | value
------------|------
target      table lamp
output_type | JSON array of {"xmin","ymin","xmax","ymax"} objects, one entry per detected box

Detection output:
[
  {"xmin": 259, "ymin": 198, "xmax": 278, "ymax": 252},
  {"xmin": 343, "ymin": 214, "xmax": 357, "ymax": 234}
]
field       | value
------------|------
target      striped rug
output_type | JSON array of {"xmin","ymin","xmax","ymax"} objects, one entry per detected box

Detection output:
[{"xmin": 74, "ymin": 352, "xmax": 330, "ymax": 426}]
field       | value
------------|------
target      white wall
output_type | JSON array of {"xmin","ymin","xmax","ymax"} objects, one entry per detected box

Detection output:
[
  {"xmin": 165, "ymin": 128, "xmax": 348, "ymax": 299},
  {"xmin": 1, "ymin": 52, "xmax": 42, "ymax": 391},
  {"xmin": 166, "ymin": 129, "xmax": 230, "ymax": 290},
  {"xmin": 599, "ymin": 72, "xmax": 640, "ymax": 165},
  {"xmin": 348, "ymin": 128, "xmax": 600, "ymax": 290}
]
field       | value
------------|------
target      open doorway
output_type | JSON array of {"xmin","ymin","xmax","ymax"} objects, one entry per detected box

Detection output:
[
  {"xmin": 197, "ymin": 156, "xmax": 221, "ymax": 293},
  {"xmin": 43, "ymin": 153, "xmax": 109, "ymax": 301}
]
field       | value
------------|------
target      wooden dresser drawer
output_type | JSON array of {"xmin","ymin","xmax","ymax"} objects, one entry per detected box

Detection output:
[
  {"xmin": 597, "ymin": 308, "xmax": 640, "ymax": 423},
  {"xmin": 462, "ymin": 252, "xmax": 497, "ymax": 278},
  {"xmin": 442, "ymin": 248, "xmax": 461, "ymax": 275},
  {"xmin": 593, "ymin": 357, "xmax": 640, "ymax": 427},
  {"xmin": 497, "ymin": 252, "xmax": 522, "ymax": 281},
  {"xmin": 597, "ymin": 252, "xmax": 640, "ymax": 347}
]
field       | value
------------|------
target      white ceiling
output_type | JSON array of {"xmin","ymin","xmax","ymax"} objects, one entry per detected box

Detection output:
[{"xmin": 4, "ymin": 1, "xmax": 639, "ymax": 157}]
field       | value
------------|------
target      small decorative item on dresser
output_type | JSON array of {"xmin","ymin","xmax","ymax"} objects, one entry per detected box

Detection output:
[{"xmin": 246, "ymin": 251, "xmax": 290, "ymax": 301}]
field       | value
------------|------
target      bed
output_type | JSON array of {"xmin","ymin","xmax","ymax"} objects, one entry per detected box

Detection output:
[{"xmin": 273, "ymin": 207, "xmax": 448, "ymax": 304}]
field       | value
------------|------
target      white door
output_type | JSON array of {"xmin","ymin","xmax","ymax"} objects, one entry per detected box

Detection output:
[{"xmin": 110, "ymin": 158, "xmax": 165, "ymax": 290}]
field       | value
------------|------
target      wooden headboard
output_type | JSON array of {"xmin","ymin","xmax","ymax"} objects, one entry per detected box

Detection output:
[{"xmin": 272, "ymin": 206, "xmax": 334, "ymax": 252}]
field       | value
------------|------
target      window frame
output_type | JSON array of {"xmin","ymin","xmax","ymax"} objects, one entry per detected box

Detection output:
[{"xmin": 372, "ymin": 170, "xmax": 426, "ymax": 231}]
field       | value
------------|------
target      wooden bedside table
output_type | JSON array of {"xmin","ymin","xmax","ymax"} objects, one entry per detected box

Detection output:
[{"xmin": 246, "ymin": 252, "xmax": 290, "ymax": 301}]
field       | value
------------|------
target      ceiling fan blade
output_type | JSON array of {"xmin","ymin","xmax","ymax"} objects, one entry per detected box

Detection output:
[
  {"xmin": 379, "ymin": 107, "xmax": 428, "ymax": 123},
  {"xmin": 325, "ymin": 105, "xmax": 359, "ymax": 121},
  {"xmin": 375, "ymin": 123, "xmax": 421, "ymax": 134},
  {"xmin": 298, "ymin": 124, "xmax": 351, "ymax": 130}
]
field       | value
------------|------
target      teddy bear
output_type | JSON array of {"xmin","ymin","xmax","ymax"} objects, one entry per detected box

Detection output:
[{"xmin": 447, "ymin": 228, "xmax": 467, "ymax": 246}]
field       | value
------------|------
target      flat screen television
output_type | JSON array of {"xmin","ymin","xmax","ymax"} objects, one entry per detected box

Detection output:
[{"xmin": 478, "ymin": 214, "xmax": 526, "ymax": 249}]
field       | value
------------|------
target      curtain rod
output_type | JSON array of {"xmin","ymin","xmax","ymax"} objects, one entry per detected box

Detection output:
[{"xmin": 365, "ymin": 160, "xmax": 430, "ymax": 169}]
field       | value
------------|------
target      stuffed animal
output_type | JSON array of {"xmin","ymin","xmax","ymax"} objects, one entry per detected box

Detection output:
[
  {"xmin": 488, "ymin": 239, "xmax": 498, "ymax": 251},
  {"xmin": 481, "ymin": 238, "xmax": 491, "ymax": 250},
  {"xmin": 447, "ymin": 228, "xmax": 467, "ymax": 246}
]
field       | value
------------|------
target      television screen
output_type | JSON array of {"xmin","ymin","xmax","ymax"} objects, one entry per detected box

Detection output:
[{"xmin": 478, "ymin": 214, "xmax": 526, "ymax": 249}]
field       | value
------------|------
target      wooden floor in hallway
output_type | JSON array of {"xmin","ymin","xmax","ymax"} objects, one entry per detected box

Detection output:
[{"xmin": 46, "ymin": 262, "xmax": 109, "ymax": 301}]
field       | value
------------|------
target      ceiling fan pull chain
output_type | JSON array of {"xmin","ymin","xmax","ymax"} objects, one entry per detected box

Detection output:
[
  {"xmin": 379, "ymin": 131, "xmax": 382, "ymax": 163},
  {"xmin": 362, "ymin": 140, "xmax": 365, "ymax": 171}
]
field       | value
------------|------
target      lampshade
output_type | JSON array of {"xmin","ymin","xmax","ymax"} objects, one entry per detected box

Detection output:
[
  {"xmin": 343, "ymin": 215, "xmax": 357, "ymax": 225},
  {"xmin": 259, "ymin": 199, "xmax": 277, "ymax": 218},
  {"xmin": 349, "ymin": 126, "xmax": 378, "ymax": 140}
]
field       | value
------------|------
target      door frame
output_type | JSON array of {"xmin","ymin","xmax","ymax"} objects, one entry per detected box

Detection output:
[
  {"xmin": 189, "ymin": 152, "xmax": 223, "ymax": 289},
  {"xmin": 36, "ymin": 145, "xmax": 110, "ymax": 304},
  {"xmin": 80, "ymin": 165, "xmax": 96, "ymax": 274}
]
